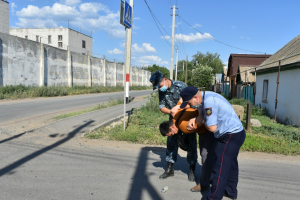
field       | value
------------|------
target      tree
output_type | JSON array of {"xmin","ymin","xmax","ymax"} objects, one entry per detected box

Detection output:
[
  {"xmin": 191, "ymin": 51, "xmax": 224, "ymax": 74},
  {"xmin": 190, "ymin": 65, "xmax": 214, "ymax": 89},
  {"xmin": 142, "ymin": 64, "xmax": 170, "ymax": 78}
]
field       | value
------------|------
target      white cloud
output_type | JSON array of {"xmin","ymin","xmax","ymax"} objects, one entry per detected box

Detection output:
[
  {"xmin": 163, "ymin": 32, "xmax": 213, "ymax": 44},
  {"xmin": 247, "ymin": 37, "xmax": 250, "ymax": 40},
  {"xmin": 232, "ymin": 26, "xmax": 236, "ymax": 28},
  {"xmin": 11, "ymin": 3, "xmax": 17, "ymax": 14},
  {"xmin": 15, "ymin": 2, "xmax": 124, "ymax": 39},
  {"xmin": 107, "ymin": 48, "xmax": 124, "ymax": 55},
  {"xmin": 133, "ymin": 17, "xmax": 140, "ymax": 20},
  {"xmin": 240, "ymin": 36, "xmax": 244, "ymax": 39},
  {"xmin": 60, "ymin": 0, "xmax": 81, "ymax": 6},
  {"xmin": 132, "ymin": 43, "xmax": 156, "ymax": 53},
  {"xmin": 136, "ymin": 55, "xmax": 168, "ymax": 66},
  {"xmin": 192, "ymin": 23, "xmax": 202, "ymax": 28}
]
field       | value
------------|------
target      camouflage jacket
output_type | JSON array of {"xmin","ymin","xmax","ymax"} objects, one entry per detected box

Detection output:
[{"xmin": 159, "ymin": 80, "xmax": 187, "ymax": 110}]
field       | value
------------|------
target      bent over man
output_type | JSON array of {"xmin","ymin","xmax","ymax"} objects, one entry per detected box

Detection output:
[
  {"xmin": 149, "ymin": 71, "xmax": 198, "ymax": 181},
  {"xmin": 180, "ymin": 86, "xmax": 246, "ymax": 200}
]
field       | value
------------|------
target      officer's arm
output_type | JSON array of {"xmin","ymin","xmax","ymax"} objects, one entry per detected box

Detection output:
[
  {"xmin": 159, "ymin": 91, "xmax": 170, "ymax": 114},
  {"xmin": 160, "ymin": 107, "xmax": 171, "ymax": 114},
  {"xmin": 205, "ymin": 124, "xmax": 217, "ymax": 132},
  {"xmin": 170, "ymin": 97, "xmax": 183, "ymax": 117},
  {"xmin": 203, "ymin": 99, "xmax": 218, "ymax": 133}
]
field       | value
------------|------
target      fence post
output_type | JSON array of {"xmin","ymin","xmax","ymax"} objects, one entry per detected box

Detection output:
[
  {"xmin": 39, "ymin": 43, "xmax": 44, "ymax": 87},
  {"xmin": 103, "ymin": 59, "xmax": 106, "ymax": 87},
  {"xmin": 67, "ymin": 50, "xmax": 73, "ymax": 87},
  {"xmin": 88, "ymin": 55, "xmax": 92, "ymax": 87},
  {"xmin": 246, "ymin": 103, "xmax": 251, "ymax": 130},
  {"xmin": 114, "ymin": 62, "xmax": 117, "ymax": 86}
]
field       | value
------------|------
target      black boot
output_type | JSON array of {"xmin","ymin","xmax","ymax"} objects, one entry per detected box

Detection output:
[
  {"xmin": 159, "ymin": 162, "xmax": 174, "ymax": 179},
  {"xmin": 188, "ymin": 164, "xmax": 196, "ymax": 182}
]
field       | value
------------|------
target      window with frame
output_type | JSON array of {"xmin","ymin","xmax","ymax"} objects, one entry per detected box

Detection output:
[
  {"xmin": 58, "ymin": 35, "xmax": 63, "ymax": 41},
  {"xmin": 58, "ymin": 42, "xmax": 63, "ymax": 48},
  {"xmin": 82, "ymin": 40, "xmax": 86, "ymax": 49},
  {"xmin": 48, "ymin": 35, "xmax": 51, "ymax": 44},
  {"xmin": 25, "ymin": 35, "xmax": 28, "ymax": 39},
  {"xmin": 262, "ymin": 80, "xmax": 268, "ymax": 102},
  {"xmin": 36, "ymin": 35, "xmax": 39, "ymax": 42}
]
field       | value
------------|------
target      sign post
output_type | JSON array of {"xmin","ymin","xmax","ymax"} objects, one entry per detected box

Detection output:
[{"xmin": 120, "ymin": 0, "xmax": 133, "ymax": 131}]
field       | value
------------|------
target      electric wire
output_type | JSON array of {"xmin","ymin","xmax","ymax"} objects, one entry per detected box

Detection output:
[
  {"xmin": 144, "ymin": 0, "xmax": 171, "ymax": 47},
  {"xmin": 178, "ymin": 15, "xmax": 264, "ymax": 54}
]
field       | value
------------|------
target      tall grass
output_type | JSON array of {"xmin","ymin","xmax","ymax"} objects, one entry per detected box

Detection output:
[{"xmin": 0, "ymin": 84, "xmax": 151, "ymax": 100}]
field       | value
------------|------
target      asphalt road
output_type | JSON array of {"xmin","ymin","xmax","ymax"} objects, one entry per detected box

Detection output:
[
  {"xmin": 0, "ymin": 134, "xmax": 299, "ymax": 200},
  {"xmin": 0, "ymin": 90, "xmax": 153, "ymax": 123}
]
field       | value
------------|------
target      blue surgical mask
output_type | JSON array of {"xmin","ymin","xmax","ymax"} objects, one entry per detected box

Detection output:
[
  {"xmin": 159, "ymin": 80, "xmax": 168, "ymax": 92},
  {"xmin": 160, "ymin": 86, "xmax": 168, "ymax": 92}
]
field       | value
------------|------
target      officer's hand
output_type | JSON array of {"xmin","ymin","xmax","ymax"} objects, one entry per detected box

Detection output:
[
  {"xmin": 187, "ymin": 118, "xmax": 196, "ymax": 131},
  {"xmin": 170, "ymin": 105, "xmax": 180, "ymax": 117}
]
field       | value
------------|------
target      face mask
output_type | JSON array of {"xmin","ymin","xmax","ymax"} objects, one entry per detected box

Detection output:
[
  {"xmin": 159, "ymin": 80, "xmax": 168, "ymax": 92},
  {"xmin": 191, "ymin": 98, "xmax": 201, "ymax": 109}
]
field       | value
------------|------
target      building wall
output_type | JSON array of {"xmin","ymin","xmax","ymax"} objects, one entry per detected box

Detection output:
[
  {"xmin": 0, "ymin": 32, "xmax": 151, "ymax": 88},
  {"xmin": 0, "ymin": 0, "xmax": 9, "ymax": 34},
  {"xmin": 255, "ymin": 68, "xmax": 300, "ymax": 126},
  {"xmin": 10, "ymin": 28, "xmax": 69, "ymax": 51},
  {"xmin": 68, "ymin": 29, "xmax": 93, "ymax": 55}
]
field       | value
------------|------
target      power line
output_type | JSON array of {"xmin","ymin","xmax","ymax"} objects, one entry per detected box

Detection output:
[
  {"xmin": 178, "ymin": 15, "xmax": 264, "ymax": 54},
  {"xmin": 144, "ymin": 0, "xmax": 171, "ymax": 47}
]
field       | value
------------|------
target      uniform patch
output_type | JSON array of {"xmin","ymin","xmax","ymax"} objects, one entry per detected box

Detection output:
[{"xmin": 205, "ymin": 107, "xmax": 212, "ymax": 116}]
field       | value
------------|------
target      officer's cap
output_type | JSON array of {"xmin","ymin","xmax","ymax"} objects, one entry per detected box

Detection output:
[
  {"xmin": 149, "ymin": 70, "xmax": 164, "ymax": 90},
  {"xmin": 180, "ymin": 86, "xmax": 198, "ymax": 108}
]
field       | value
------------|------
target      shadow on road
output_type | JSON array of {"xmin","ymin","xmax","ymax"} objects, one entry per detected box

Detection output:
[
  {"xmin": 0, "ymin": 120, "xmax": 94, "ymax": 177},
  {"xmin": 127, "ymin": 146, "xmax": 204, "ymax": 200},
  {"xmin": 0, "ymin": 132, "xmax": 26, "ymax": 144}
]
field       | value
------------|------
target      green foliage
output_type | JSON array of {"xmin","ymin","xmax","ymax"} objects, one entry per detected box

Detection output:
[
  {"xmin": 191, "ymin": 51, "xmax": 224, "ymax": 74},
  {"xmin": 190, "ymin": 65, "xmax": 214, "ymax": 89},
  {"xmin": 0, "ymin": 84, "xmax": 151, "ymax": 100},
  {"xmin": 142, "ymin": 64, "xmax": 170, "ymax": 78}
]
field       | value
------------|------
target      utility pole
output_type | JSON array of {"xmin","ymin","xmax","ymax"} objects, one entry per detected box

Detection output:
[
  {"xmin": 170, "ymin": 5, "xmax": 177, "ymax": 80},
  {"xmin": 175, "ymin": 47, "xmax": 178, "ymax": 81},
  {"xmin": 185, "ymin": 55, "xmax": 188, "ymax": 83},
  {"xmin": 125, "ymin": 0, "xmax": 134, "ymax": 104}
]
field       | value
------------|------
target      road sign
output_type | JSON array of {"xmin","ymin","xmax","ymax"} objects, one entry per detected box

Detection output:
[{"xmin": 123, "ymin": 1, "xmax": 132, "ymax": 28}]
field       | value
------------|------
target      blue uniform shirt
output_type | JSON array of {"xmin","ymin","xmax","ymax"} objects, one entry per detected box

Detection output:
[{"xmin": 201, "ymin": 91, "xmax": 243, "ymax": 138}]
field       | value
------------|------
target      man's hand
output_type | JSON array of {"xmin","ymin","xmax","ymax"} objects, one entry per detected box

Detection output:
[
  {"xmin": 170, "ymin": 105, "xmax": 180, "ymax": 117},
  {"xmin": 187, "ymin": 117, "xmax": 196, "ymax": 131},
  {"xmin": 195, "ymin": 114, "xmax": 204, "ymax": 127}
]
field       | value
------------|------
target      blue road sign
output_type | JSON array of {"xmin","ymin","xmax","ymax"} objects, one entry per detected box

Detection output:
[{"xmin": 124, "ymin": 1, "xmax": 132, "ymax": 28}]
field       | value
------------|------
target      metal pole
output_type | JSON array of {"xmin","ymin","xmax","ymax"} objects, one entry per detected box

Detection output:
[
  {"xmin": 175, "ymin": 47, "xmax": 178, "ymax": 81},
  {"xmin": 183, "ymin": 62, "xmax": 184, "ymax": 71},
  {"xmin": 170, "ymin": 5, "xmax": 176, "ymax": 80},
  {"xmin": 125, "ymin": 0, "xmax": 134, "ymax": 103},
  {"xmin": 246, "ymin": 103, "xmax": 251, "ymax": 130},
  {"xmin": 185, "ymin": 55, "xmax": 188, "ymax": 84},
  {"xmin": 124, "ymin": 27, "xmax": 127, "ymax": 131},
  {"xmin": 274, "ymin": 60, "xmax": 281, "ymax": 121}
]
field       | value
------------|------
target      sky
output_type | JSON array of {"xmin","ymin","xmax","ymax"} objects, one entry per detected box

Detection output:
[{"xmin": 8, "ymin": 0, "xmax": 300, "ymax": 70}]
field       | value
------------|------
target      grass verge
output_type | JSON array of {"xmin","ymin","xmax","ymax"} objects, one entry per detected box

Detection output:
[
  {"xmin": 86, "ymin": 93, "xmax": 300, "ymax": 155},
  {"xmin": 54, "ymin": 98, "xmax": 123, "ymax": 121},
  {"xmin": 0, "ymin": 84, "xmax": 151, "ymax": 100}
]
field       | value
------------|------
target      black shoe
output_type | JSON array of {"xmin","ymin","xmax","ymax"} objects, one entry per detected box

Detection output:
[
  {"xmin": 159, "ymin": 162, "xmax": 174, "ymax": 179},
  {"xmin": 223, "ymin": 191, "xmax": 237, "ymax": 200},
  {"xmin": 188, "ymin": 164, "xmax": 196, "ymax": 182}
]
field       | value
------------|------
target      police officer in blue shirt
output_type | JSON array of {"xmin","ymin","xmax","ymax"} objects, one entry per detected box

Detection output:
[
  {"xmin": 149, "ymin": 71, "xmax": 198, "ymax": 182},
  {"xmin": 180, "ymin": 86, "xmax": 246, "ymax": 200}
]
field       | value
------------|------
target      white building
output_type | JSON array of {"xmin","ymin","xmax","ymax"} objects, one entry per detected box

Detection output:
[
  {"xmin": 255, "ymin": 35, "xmax": 300, "ymax": 126},
  {"xmin": 10, "ymin": 28, "xmax": 93, "ymax": 55},
  {"xmin": 0, "ymin": 0, "xmax": 9, "ymax": 34}
]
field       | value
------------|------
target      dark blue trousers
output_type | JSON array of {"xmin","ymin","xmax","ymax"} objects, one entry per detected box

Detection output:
[{"xmin": 206, "ymin": 129, "xmax": 246, "ymax": 200}]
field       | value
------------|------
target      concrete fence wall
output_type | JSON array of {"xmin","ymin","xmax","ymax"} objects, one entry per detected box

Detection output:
[{"xmin": 0, "ymin": 33, "xmax": 151, "ymax": 87}]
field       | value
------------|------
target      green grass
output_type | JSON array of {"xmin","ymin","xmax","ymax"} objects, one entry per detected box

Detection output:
[
  {"xmin": 54, "ymin": 98, "xmax": 123, "ymax": 121},
  {"xmin": 86, "ymin": 93, "xmax": 300, "ymax": 155},
  {"xmin": 0, "ymin": 84, "xmax": 151, "ymax": 100}
]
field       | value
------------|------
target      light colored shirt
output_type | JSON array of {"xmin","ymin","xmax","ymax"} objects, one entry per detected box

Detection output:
[{"xmin": 201, "ymin": 91, "xmax": 243, "ymax": 138}]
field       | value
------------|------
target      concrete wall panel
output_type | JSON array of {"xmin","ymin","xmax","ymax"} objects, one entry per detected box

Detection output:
[
  {"xmin": 105, "ymin": 61, "xmax": 114, "ymax": 87},
  {"xmin": 71, "ymin": 52, "xmax": 89, "ymax": 86},
  {"xmin": 91, "ymin": 57, "xmax": 104, "ymax": 86},
  {"xmin": 131, "ymin": 68, "xmax": 138, "ymax": 86},
  {"xmin": 116, "ymin": 64, "xmax": 124, "ymax": 86}
]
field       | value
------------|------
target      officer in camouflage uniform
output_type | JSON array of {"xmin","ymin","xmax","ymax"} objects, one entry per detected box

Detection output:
[{"xmin": 149, "ymin": 70, "xmax": 198, "ymax": 181}]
